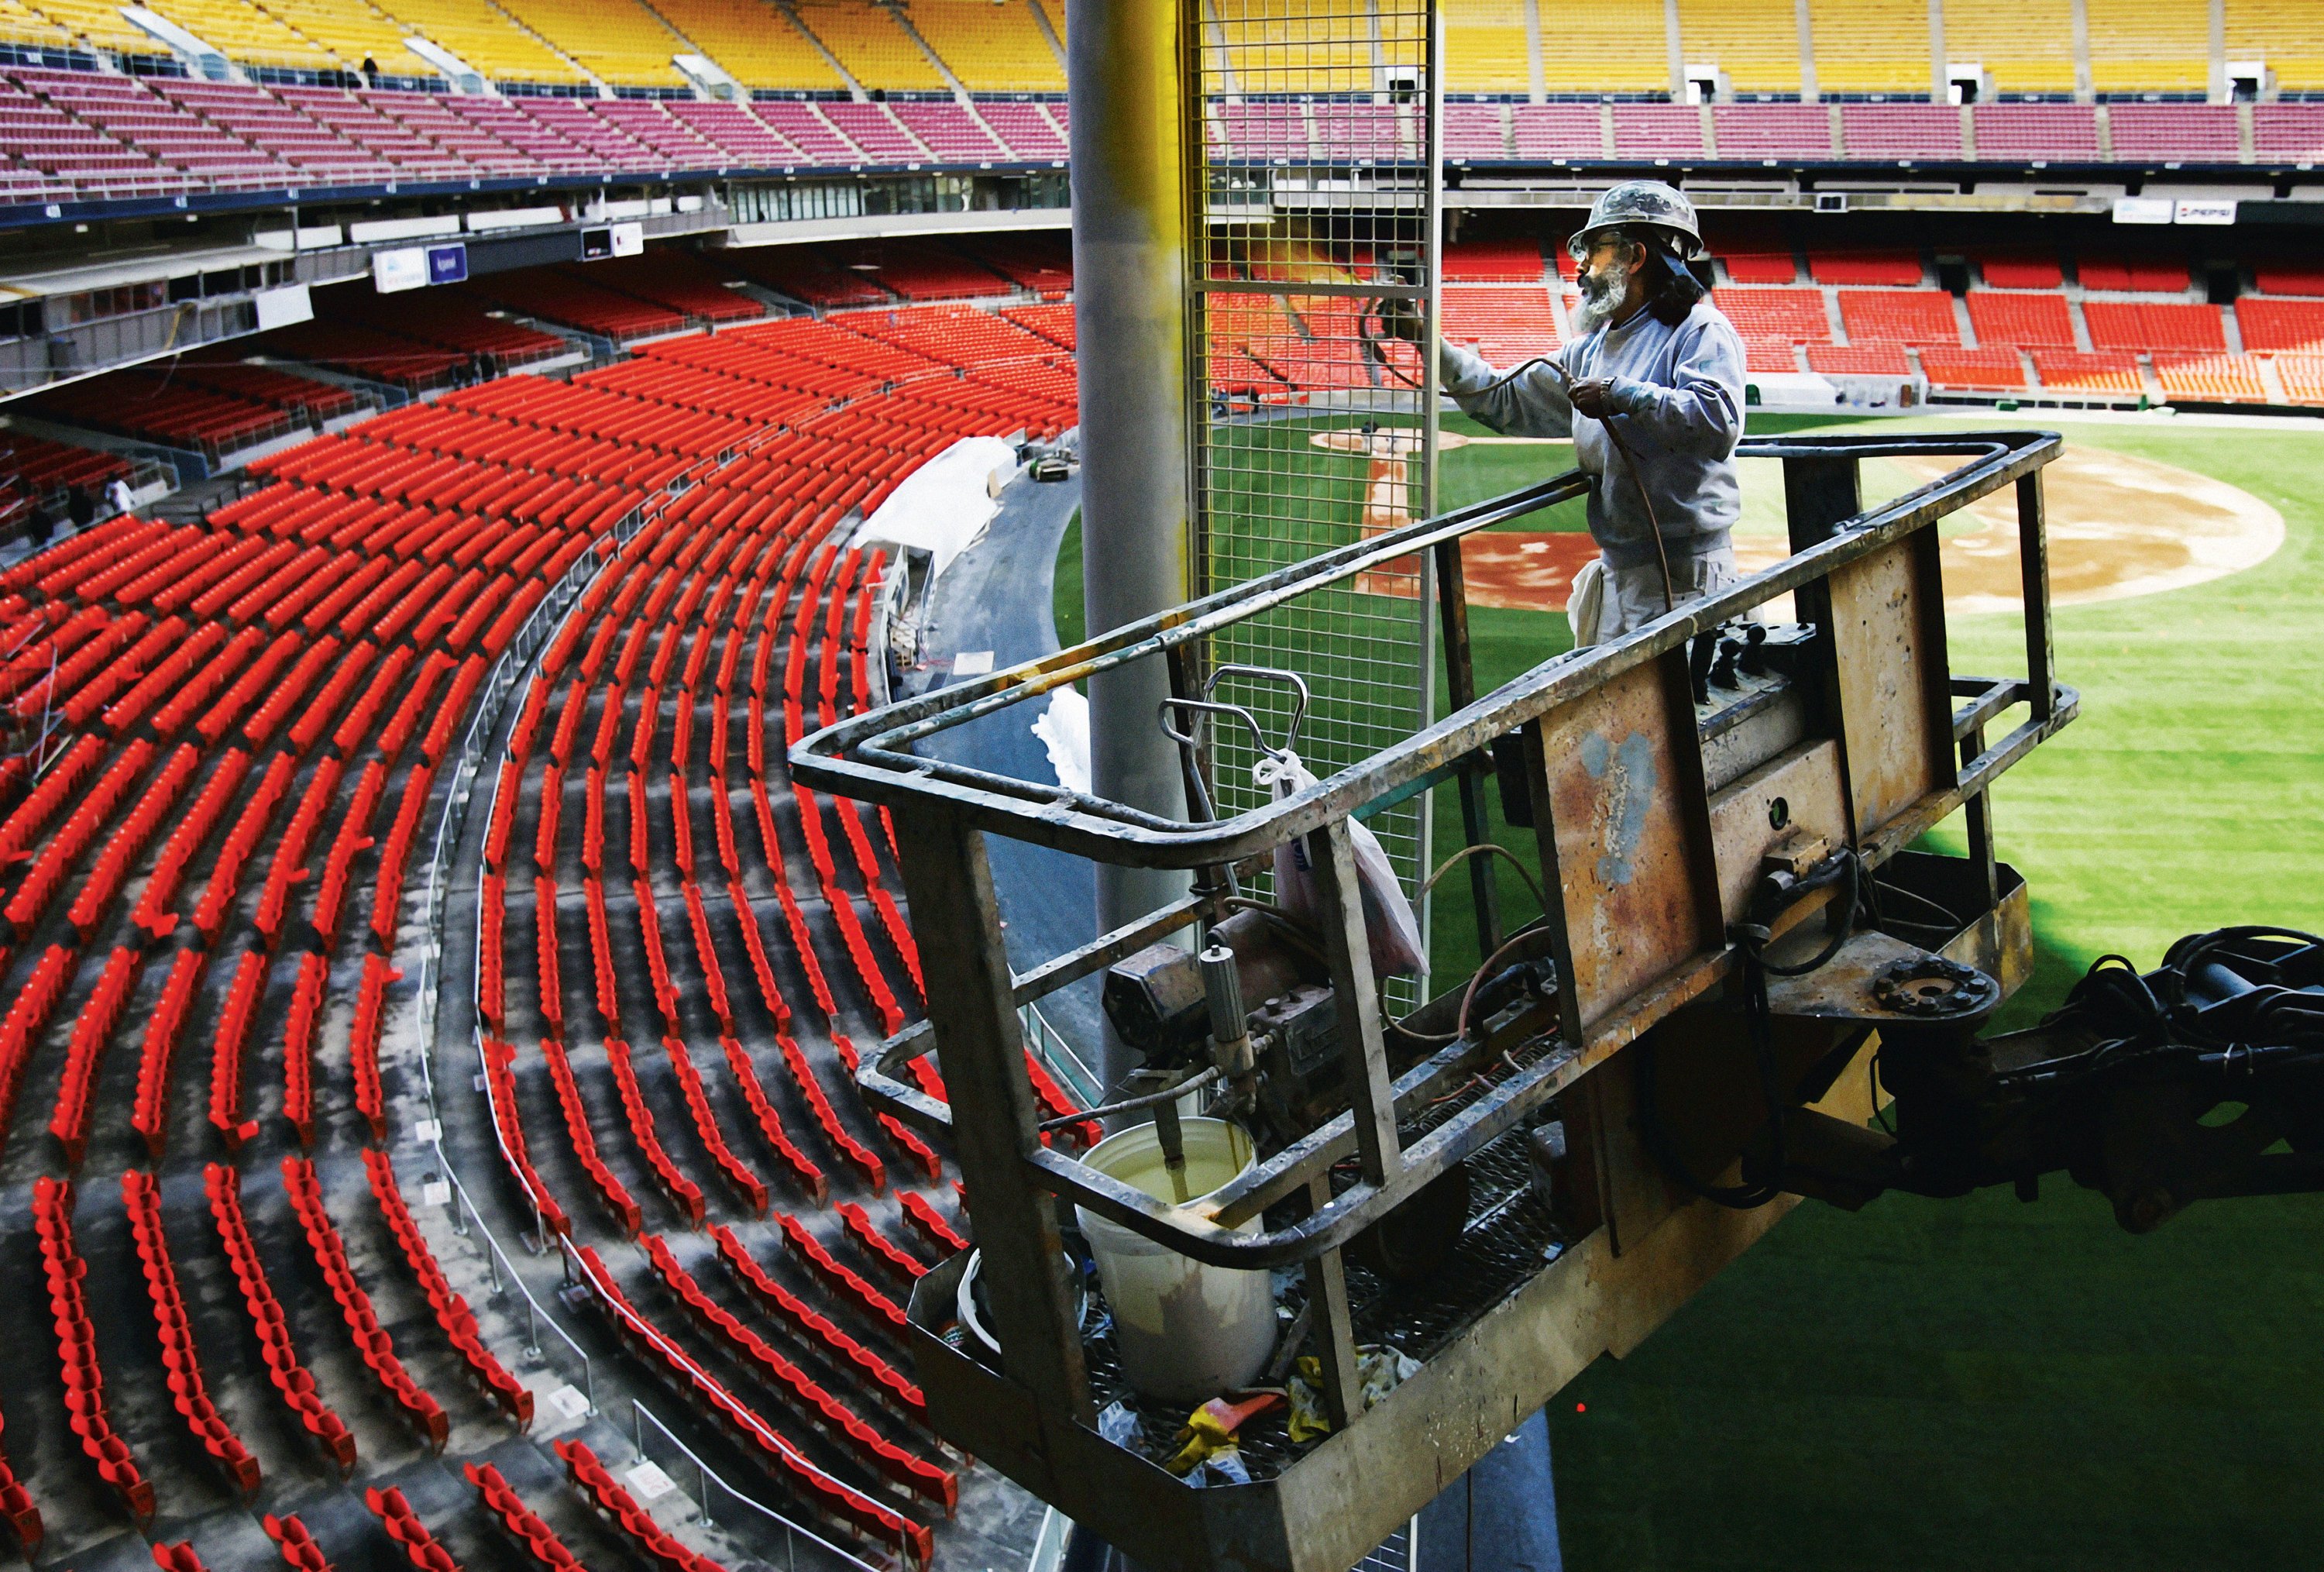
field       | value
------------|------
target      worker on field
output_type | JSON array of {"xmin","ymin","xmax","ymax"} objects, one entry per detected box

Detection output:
[{"xmin": 1389, "ymin": 181, "xmax": 1746, "ymax": 643}]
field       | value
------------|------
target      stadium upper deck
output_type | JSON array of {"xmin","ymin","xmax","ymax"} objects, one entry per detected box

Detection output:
[{"xmin": 0, "ymin": 0, "xmax": 2315, "ymax": 102}]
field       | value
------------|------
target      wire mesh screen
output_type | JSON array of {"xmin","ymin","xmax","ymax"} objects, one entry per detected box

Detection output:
[{"xmin": 1188, "ymin": 0, "xmax": 1442, "ymax": 1003}]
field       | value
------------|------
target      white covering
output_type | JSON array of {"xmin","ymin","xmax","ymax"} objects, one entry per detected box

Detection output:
[
  {"xmin": 852, "ymin": 435, "xmax": 1019, "ymax": 579},
  {"xmin": 1031, "ymin": 685, "xmax": 1090, "ymax": 794}
]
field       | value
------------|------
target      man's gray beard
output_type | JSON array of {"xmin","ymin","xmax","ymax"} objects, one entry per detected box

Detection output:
[{"xmin": 1573, "ymin": 270, "xmax": 1621, "ymax": 334}]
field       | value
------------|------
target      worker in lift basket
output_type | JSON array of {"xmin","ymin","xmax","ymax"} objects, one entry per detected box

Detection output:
[{"xmin": 1388, "ymin": 180, "xmax": 1746, "ymax": 644}]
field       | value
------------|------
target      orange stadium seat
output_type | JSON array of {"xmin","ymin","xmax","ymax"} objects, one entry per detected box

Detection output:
[{"xmin": 2032, "ymin": 350, "xmax": 2144, "ymax": 394}]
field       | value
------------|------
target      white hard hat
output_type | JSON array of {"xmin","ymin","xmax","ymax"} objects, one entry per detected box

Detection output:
[{"xmin": 1569, "ymin": 181, "xmax": 1706, "ymax": 261}]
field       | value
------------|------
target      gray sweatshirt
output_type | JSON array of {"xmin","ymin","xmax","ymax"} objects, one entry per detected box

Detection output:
[{"xmin": 1439, "ymin": 299, "xmax": 1746, "ymax": 571}]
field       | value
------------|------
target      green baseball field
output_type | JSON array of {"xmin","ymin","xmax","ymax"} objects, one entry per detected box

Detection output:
[{"xmin": 1056, "ymin": 408, "xmax": 2324, "ymax": 1568}]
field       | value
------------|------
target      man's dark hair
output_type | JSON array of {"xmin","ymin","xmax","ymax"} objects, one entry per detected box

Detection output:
[{"xmin": 1628, "ymin": 229, "xmax": 1708, "ymax": 327}]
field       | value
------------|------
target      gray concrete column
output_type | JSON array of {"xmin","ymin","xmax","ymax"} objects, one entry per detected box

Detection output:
[{"xmin": 1067, "ymin": 0, "xmax": 1193, "ymax": 1096}]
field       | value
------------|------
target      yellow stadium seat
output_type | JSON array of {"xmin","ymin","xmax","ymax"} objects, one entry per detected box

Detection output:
[
  {"xmin": 1811, "ymin": 0, "xmax": 1927, "ymax": 95},
  {"xmin": 2228, "ymin": 0, "xmax": 2324, "ymax": 91},
  {"xmin": 1208, "ymin": 0, "xmax": 1372, "ymax": 97},
  {"xmin": 1678, "ymin": 0, "xmax": 1801, "ymax": 94},
  {"xmin": 793, "ymin": 0, "xmax": 944, "ymax": 91},
  {"xmin": 2086, "ymin": 0, "xmax": 2206, "ymax": 92},
  {"xmin": 372, "ymin": 0, "xmax": 582, "ymax": 80},
  {"xmin": 648, "ymin": 0, "xmax": 842, "ymax": 88},
  {"xmin": 256, "ymin": 0, "xmax": 411, "ymax": 71},
  {"xmin": 150, "ymin": 0, "xmax": 339, "ymax": 67},
  {"xmin": 20, "ymin": 0, "xmax": 201, "ymax": 52},
  {"xmin": 1443, "ymin": 0, "xmax": 1530, "ymax": 93},
  {"xmin": 908, "ymin": 0, "xmax": 1063, "ymax": 92},
  {"xmin": 490, "ymin": 0, "xmax": 684, "ymax": 84},
  {"xmin": 1535, "ymin": 0, "xmax": 1666, "ymax": 95},
  {"xmin": 1946, "ymin": 0, "xmax": 2078, "ymax": 94},
  {"xmin": 0, "ymin": 0, "xmax": 77, "ymax": 50}
]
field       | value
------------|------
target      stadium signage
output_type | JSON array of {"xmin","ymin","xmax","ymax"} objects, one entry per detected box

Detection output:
[{"xmin": 371, "ymin": 243, "xmax": 470, "ymax": 294}]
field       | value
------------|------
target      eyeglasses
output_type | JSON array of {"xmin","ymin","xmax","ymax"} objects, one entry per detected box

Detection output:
[{"xmin": 1564, "ymin": 233, "xmax": 1623, "ymax": 263}]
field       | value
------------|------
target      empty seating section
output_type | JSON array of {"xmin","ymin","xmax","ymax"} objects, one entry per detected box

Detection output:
[
  {"xmin": 977, "ymin": 100, "xmax": 1066, "ymax": 160},
  {"xmin": 823, "ymin": 239, "xmax": 1009, "ymax": 300},
  {"xmin": 1441, "ymin": 284, "xmax": 1562, "ymax": 364},
  {"xmin": 822, "ymin": 99, "xmax": 927, "ymax": 162},
  {"xmin": 1210, "ymin": 0, "xmax": 1370, "ymax": 94},
  {"xmin": 1710, "ymin": 286, "xmax": 1831, "ymax": 343},
  {"xmin": 1975, "ymin": 103, "xmax": 2099, "ymax": 163},
  {"xmin": 2109, "ymin": 103, "xmax": 2238, "ymax": 163},
  {"xmin": 1535, "ymin": 0, "xmax": 1665, "ymax": 94},
  {"xmin": 648, "ymin": 0, "xmax": 841, "ymax": 88},
  {"xmin": 1810, "ymin": 251, "xmax": 1923, "ymax": 286},
  {"xmin": 1837, "ymin": 289, "xmax": 1957, "ymax": 344},
  {"xmin": 793, "ymin": 0, "xmax": 943, "ymax": 91},
  {"xmin": 1442, "ymin": 0, "xmax": 1530, "ymax": 92},
  {"xmin": 1809, "ymin": 0, "xmax": 1925, "ymax": 93},
  {"xmin": 1508, "ymin": 103, "xmax": 1600, "ymax": 161},
  {"xmin": 256, "ymin": 0, "xmax": 414, "ymax": 73},
  {"xmin": 2079, "ymin": 256, "xmax": 2188, "ymax": 291},
  {"xmin": 2085, "ymin": 0, "xmax": 2206, "ymax": 93},
  {"xmin": 2082, "ymin": 300, "xmax": 2224, "ymax": 353},
  {"xmin": 2229, "ymin": 0, "xmax": 2324, "ymax": 91},
  {"xmin": 2032, "ymin": 349, "xmax": 2143, "ymax": 393},
  {"xmin": 1841, "ymin": 104, "xmax": 1961, "ymax": 160},
  {"xmin": 2153, "ymin": 353, "xmax": 2267, "ymax": 402},
  {"xmin": 1966, "ymin": 291, "xmax": 2077, "ymax": 348},
  {"xmin": 1713, "ymin": 104, "xmax": 1829, "ymax": 160},
  {"xmin": 0, "ymin": 264, "xmax": 1130, "ymax": 1570},
  {"xmin": 908, "ymin": 0, "xmax": 1063, "ymax": 91},
  {"xmin": 494, "ymin": 0, "xmax": 680, "ymax": 84},
  {"xmin": 1978, "ymin": 254, "xmax": 2064, "ymax": 288},
  {"xmin": 149, "ymin": 0, "xmax": 340, "ymax": 68},
  {"xmin": 892, "ymin": 100, "xmax": 1004, "ymax": 162},
  {"xmin": 1445, "ymin": 237, "xmax": 1547, "ymax": 283},
  {"xmin": 2237, "ymin": 298, "xmax": 2324, "ymax": 353},
  {"xmin": 1920, "ymin": 346, "xmax": 2030, "ymax": 390},
  {"xmin": 370, "ymin": 0, "xmax": 582, "ymax": 82},
  {"xmin": 1946, "ymin": 0, "xmax": 2078, "ymax": 93},
  {"xmin": 1677, "ymin": 0, "xmax": 1800, "ymax": 92},
  {"xmin": 2254, "ymin": 105, "xmax": 2324, "ymax": 163},
  {"xmin": 1443, "ymin": 101, "xmax": 1510, "ymax": 160},
  {"xmin": 1611, "ymin": 103, "xmax": 1702, "ymax": 160}
]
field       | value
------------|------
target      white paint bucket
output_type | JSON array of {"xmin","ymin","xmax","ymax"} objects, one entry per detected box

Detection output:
[{"xmin": 1075, "ymin": 1116, "xmax": 1278, "ymax": 1407}]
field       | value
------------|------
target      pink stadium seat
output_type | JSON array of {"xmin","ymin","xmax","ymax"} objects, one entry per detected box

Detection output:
[
  {"xmin": 1841, "ymin": 104, "xmax": 1964, "ymax": 160},
  {"xmin": 1974, "ymin": 103, "xmax": 2099, "ymax": 162},
  {"xmin": 1611, "ymin": 103, "xmax": 1703, "ymax": 160},
  {"xmin": 2254, "ymin": 104, "xmax": 2324, "ymax": 163},
  {"xmin": 2108, "ymin": 103, "xmax": 2240, "ymax": 163},
  {"xmin": 1713, "ymin": 104, "xmax": 1831, "ymax": 160},
  {"xmin": 1509, "ymin": 103, "xmax": 1600, "ymax": 160},
  {"xmin": 1443, "ymin": 101, "xmax": 1508, "ymax": 160}
]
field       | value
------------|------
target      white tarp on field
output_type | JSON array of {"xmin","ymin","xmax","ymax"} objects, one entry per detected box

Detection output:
[
  {"xmin": 851, "ymin": 435, "xmax": 1018, "ymax": 578},
  {"xmin": 1031, "ymin": 684, "xmax": 1090, "ymax": 793}
]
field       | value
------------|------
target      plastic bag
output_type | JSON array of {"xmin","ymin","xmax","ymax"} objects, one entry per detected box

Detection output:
[
  {"xmin": 1260, "ymin": 750, "xmax": 1425, "ymax": 979},
  {"xmin": 1566, "ymin": 555, "xmax": 1605, "ymax": 648}
]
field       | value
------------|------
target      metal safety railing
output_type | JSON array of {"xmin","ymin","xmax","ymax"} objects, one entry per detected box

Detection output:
[
  {"xmin": 797, "ymin": 430, "xmax": 2077, "ymax": 1467},
  {"xmin": 631, "ymin": 1398, "xmax": 889, "ymax": 1572}
]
